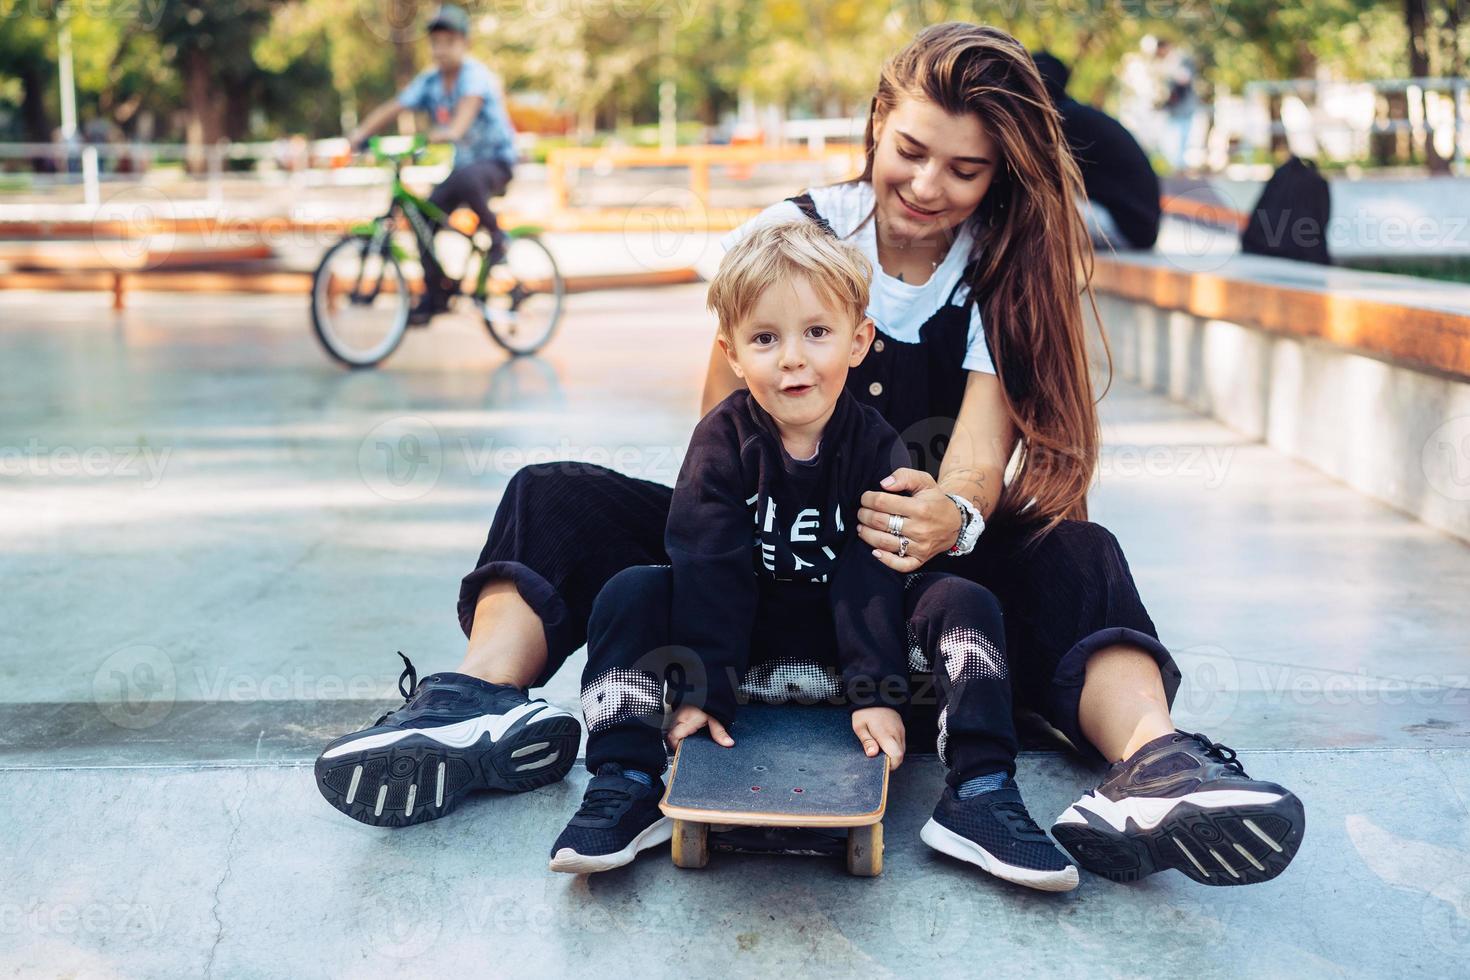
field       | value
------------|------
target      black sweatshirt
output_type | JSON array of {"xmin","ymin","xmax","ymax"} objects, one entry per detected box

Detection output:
[
  {"xmin": 1034, "ymin": 52, "xmax": 1161, "ymax": 250},
  {"xmin": 665, "ymin": 388, "xmax": 912, "ymax": 725}
]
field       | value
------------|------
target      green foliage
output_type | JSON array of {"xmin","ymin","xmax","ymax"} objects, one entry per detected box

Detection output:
[{"xmin": 0, "ymin": 0, "xmax": 1463, "ymax": 144}]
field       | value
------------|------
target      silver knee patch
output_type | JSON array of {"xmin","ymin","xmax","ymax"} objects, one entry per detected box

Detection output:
[
  {"xmin": 582, "ymin": 667, "xmax": 664, "ymax": 734},
  {"xmin": 738, "ymin": 658, "xmax": 843, "ymax": 704},
  {"xmin": 935, "ymin": 626, "xmax": 1007, "ymax": 765}
]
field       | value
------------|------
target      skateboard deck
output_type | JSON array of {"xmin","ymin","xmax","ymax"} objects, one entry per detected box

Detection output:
[{"xmin": 659, "ymin": 704, "xmax": 888, "ymax": 875}]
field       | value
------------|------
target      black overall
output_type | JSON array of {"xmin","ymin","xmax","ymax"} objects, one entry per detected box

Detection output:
[{"xmin": 459, "ymin": 192, "xmax": 1181, "ymax": 767}]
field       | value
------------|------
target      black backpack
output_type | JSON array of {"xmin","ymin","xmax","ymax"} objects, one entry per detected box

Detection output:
[{"xmin": 1240, "ymin": 156, "xmax": 1332, "ymax": 265}]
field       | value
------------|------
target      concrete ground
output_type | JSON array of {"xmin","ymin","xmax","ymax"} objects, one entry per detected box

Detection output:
[{"xmin": 2, "ymin": 285, "xmax": 1469, "ymax": 978}]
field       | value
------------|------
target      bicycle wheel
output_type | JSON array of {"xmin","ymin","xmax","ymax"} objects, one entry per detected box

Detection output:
[
  {"xmin": 311, "ymin": 234, "xmax": 411, "ymax": 368},
  {"xmin": 479, "ymin": 234, "xmax": 564, "ymax": 356}
]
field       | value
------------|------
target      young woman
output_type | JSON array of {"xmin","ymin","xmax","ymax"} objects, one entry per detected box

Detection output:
[{"xmin": 315, "ymin": 23, "xmax": 1304, "ymax": 887}]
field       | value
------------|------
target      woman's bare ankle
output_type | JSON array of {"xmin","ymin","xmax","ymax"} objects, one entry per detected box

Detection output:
[
  {"xmin": 459, "ymin": 579, "xmax": 551, "ymax": 689},
  {"xmin": 454, "ymin": 653, "xmax": 540, "ymax": 689}
]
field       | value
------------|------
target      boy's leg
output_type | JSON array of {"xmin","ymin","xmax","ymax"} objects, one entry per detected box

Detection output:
[
  {"xmin": 902, "ymin": 573, "xmax": 1017, "ymax": 785},
  {"xmin": 429, "ymin": 160, "xmax": 511, "ymax": 258},
  {"xmin": 905, "ymin": 573, "xmax": 1078, "ymax": 892},
  {"xmin": 579, "ymin": 565, "xmax": 681, "ymax": 777},
  {"xmin": 550, "ymin": 565, "xmax": 678, "ymax": 873}
]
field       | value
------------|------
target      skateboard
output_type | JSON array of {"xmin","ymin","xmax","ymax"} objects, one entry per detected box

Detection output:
[{"xmin": 658, "ymin": 704, "xmax": 889, "ymax": 876}]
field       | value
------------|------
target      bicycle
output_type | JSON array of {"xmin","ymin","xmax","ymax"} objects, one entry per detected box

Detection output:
[{"xmin": 311, "ymin": 135, "xmax": 565, "ymax": 368}]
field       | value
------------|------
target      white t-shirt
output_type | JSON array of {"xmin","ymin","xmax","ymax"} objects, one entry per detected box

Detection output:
[{"xmin": 715, "ymin": 181, "xmax": 995, "ymax": 375}]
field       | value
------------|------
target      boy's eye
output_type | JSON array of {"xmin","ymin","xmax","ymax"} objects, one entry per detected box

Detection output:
[
  {"xmin": 807, "ymin": 325, "xmax": 831, "ymax": 338},
  {"xmin": 751, "ymin": 332, "xmax": 777, "ymax": 346}
]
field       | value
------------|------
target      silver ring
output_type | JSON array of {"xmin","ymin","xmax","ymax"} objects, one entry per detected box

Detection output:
[
  {"xmin": 897, "ymin": 536, "xmax": 910, "ymax": 559},
  {"xmin": 887, "ymin": 513, "xmax": 904, "ymax": 536}
]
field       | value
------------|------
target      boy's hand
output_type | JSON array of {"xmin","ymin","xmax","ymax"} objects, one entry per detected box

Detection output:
[
  {"xmin": 852, "ymin": 707, "xmax": 905, "ymax": 770},
  {"xmin": 665, "ymin": 703, "xmax": 735, "ymax": 753}
]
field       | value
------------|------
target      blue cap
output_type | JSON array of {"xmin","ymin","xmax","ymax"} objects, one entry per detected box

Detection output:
[{"xmin": 427, "ymin": 4, "xmax": 470, "ymax": 35}]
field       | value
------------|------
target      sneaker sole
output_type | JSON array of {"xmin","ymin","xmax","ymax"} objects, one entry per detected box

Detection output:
[
  {"xmin": 1051, "ymin": 789, "xmax": 1305, "ymax": 886},
  {"xmin": 548, "ymin": 817, "xmax": 674, "ymax": 874},
  {"xmin": 314, "ymin": 709, "xmax": 580, "ymax": 829},
  {"xmin": 920, "ymin": 819, "xmax": 1080, "ymax": 892}
]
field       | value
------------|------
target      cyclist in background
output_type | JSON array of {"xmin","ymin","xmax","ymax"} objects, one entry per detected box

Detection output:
[{"xmin": 347, "ymin": 4, "xmax": 517, "ymax": 324}]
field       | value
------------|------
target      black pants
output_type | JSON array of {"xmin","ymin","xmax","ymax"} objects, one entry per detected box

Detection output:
[
  {"xmin": 460, "ymin": 463, "xmax": 1182, "ymax": 767},
  {"xmin": 422, "ymin": 159, "xmax": 513, "ymax": 300},
  {"xmin": 581, "ymin": 566, "xmax": 1016, "ymax": 785}
]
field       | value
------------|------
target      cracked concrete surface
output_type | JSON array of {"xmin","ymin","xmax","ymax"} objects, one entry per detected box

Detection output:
[{"xmin": 1, "ymin": 286, "xmax": 1468, "ymax": 977}]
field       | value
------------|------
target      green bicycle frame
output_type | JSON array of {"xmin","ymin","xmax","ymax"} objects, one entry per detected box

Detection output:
[{"xmin": 353, "ymin": 136, "xmax": 545, "ymax": 300}]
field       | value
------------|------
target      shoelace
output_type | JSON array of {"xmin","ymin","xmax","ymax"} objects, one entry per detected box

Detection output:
[
  {"xmin": 574, "ymin": 786, "xmax": 634, "ymax": 821},
  {"xmin": 990, "ymin": 801, "xmax": 1051, "ymax": 842},
  {"xmin": 372, "ymin": 652, "xmax": 420, "ymax": 726},
  {"xmin": 1180, "ymin": 730, "xmax": 1247, "ymax": 776}
]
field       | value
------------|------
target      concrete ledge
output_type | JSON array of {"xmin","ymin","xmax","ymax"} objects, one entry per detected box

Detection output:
[
  {"xmin": 1093, "ymin": 253, "xmax": 1470, "ymax": 379},
  {"xmin": 1091, "ymin": 253, "xmax": 1470, "ymax": 542},
  {"xmin": 0, "ymin": 266, "xmax": 702, "ymax": 307}
]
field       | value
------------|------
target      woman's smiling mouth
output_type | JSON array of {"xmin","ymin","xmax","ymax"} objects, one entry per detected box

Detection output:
[{"xmin": 896, "ymin": 191, "xmax": 943, "ymax": 217}]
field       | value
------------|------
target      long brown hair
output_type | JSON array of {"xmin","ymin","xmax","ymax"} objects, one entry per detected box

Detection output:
[{"xmin": 859, "ymin": 22, "xmax": 1108, "ymax": 533}]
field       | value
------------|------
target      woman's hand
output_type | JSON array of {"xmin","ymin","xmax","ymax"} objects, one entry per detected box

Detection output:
[
  {"xmin": 665, "ymin": 704, "xmax": 734, "ymax": 753},
  {"xmin": 857, "ymin": 468, "xmax": 962, "ymax": 573},
  {"xmin": 851, "ymin": 707, "xmax": 905, "ymax": 769}
]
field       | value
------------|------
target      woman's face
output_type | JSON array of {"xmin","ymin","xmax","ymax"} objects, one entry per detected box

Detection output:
[{"xmin": 870, "ymin": 96, "xmax": 999, "ymax": 246}]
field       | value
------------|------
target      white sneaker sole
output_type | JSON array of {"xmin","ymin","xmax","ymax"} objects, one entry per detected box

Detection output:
[
  {"xmin": 549, "ymin": 817, "xmax": 674, "ymax": 874},
  {"xmin": 920, "ymin": 818, "xmax": 1079, "ymax": 892}
]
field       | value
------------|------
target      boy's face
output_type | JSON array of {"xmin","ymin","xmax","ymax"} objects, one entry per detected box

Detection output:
[
  {"xmin": 719, "ymin": 274, "xmax": 874, "ymax": 433},
  {"xmin": 429, "ymin": 30, "xmax": 468, "ymax": 72}
]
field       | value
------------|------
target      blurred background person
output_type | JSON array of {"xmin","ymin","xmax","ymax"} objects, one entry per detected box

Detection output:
[{"xmin": 1033, "ymin": 51, "xmax": 1161, "ymax": 251}]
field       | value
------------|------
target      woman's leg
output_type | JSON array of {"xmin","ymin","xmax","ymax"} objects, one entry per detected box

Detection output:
[
  {"xmin": 1078, "ymin": 644, "xmax": 1176, "ymax": 764},
  {"xmin": 457, "ymin": 580, "xmax": 548, "ymax": 687},
  {"xmin": 944, "ymin": 519, "xmax": 1304, "ymax": 886},
  {"xmin": 455, "ymin": 461, "xmax": 674, "ymax": 690},
  {"xmin": 314, "ymin": 462, "xmax": 673, "ymax": 826}
]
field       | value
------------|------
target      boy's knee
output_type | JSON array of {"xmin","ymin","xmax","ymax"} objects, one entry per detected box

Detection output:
[
  {"xmin": 588, "ymin": 565, "xmax": 673, "ymax": 639},
  {"xmin": 923, "ymin": 576, "xmax": 1004, "ymax": 637}
]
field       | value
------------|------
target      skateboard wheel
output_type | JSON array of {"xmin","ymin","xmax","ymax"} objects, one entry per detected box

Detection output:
[
  {"xmin": 671, "ymin": 819, "xmax": 709, "ymax": 869},
  {"xmin": 846, "ymin": 823, "xmax": 883, "ymax": 877}
]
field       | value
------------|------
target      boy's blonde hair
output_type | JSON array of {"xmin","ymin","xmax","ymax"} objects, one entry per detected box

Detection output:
[{"xmin": 707, "ymin": 220, "xmax": 872, "ymax": 340}]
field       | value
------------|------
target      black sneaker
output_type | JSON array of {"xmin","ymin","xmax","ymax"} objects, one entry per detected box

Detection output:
[
  {"xmin": 314, "ymin": 653, "xmax": 580, "ymax": 829},
  {"xmin": 920, "ymin": 779, "xmax": 1080, "ymax": 892},
  {"xmin": 406, "ymin": 293, "xmax": 450, "ymax": 326},
  {"xmin": 1051, "ymin": 730, "xmax": 1305, "ymax": 886},
  {"xmin": 548, "ymin": 763, "xmax": 672, "ymax": 874}
]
